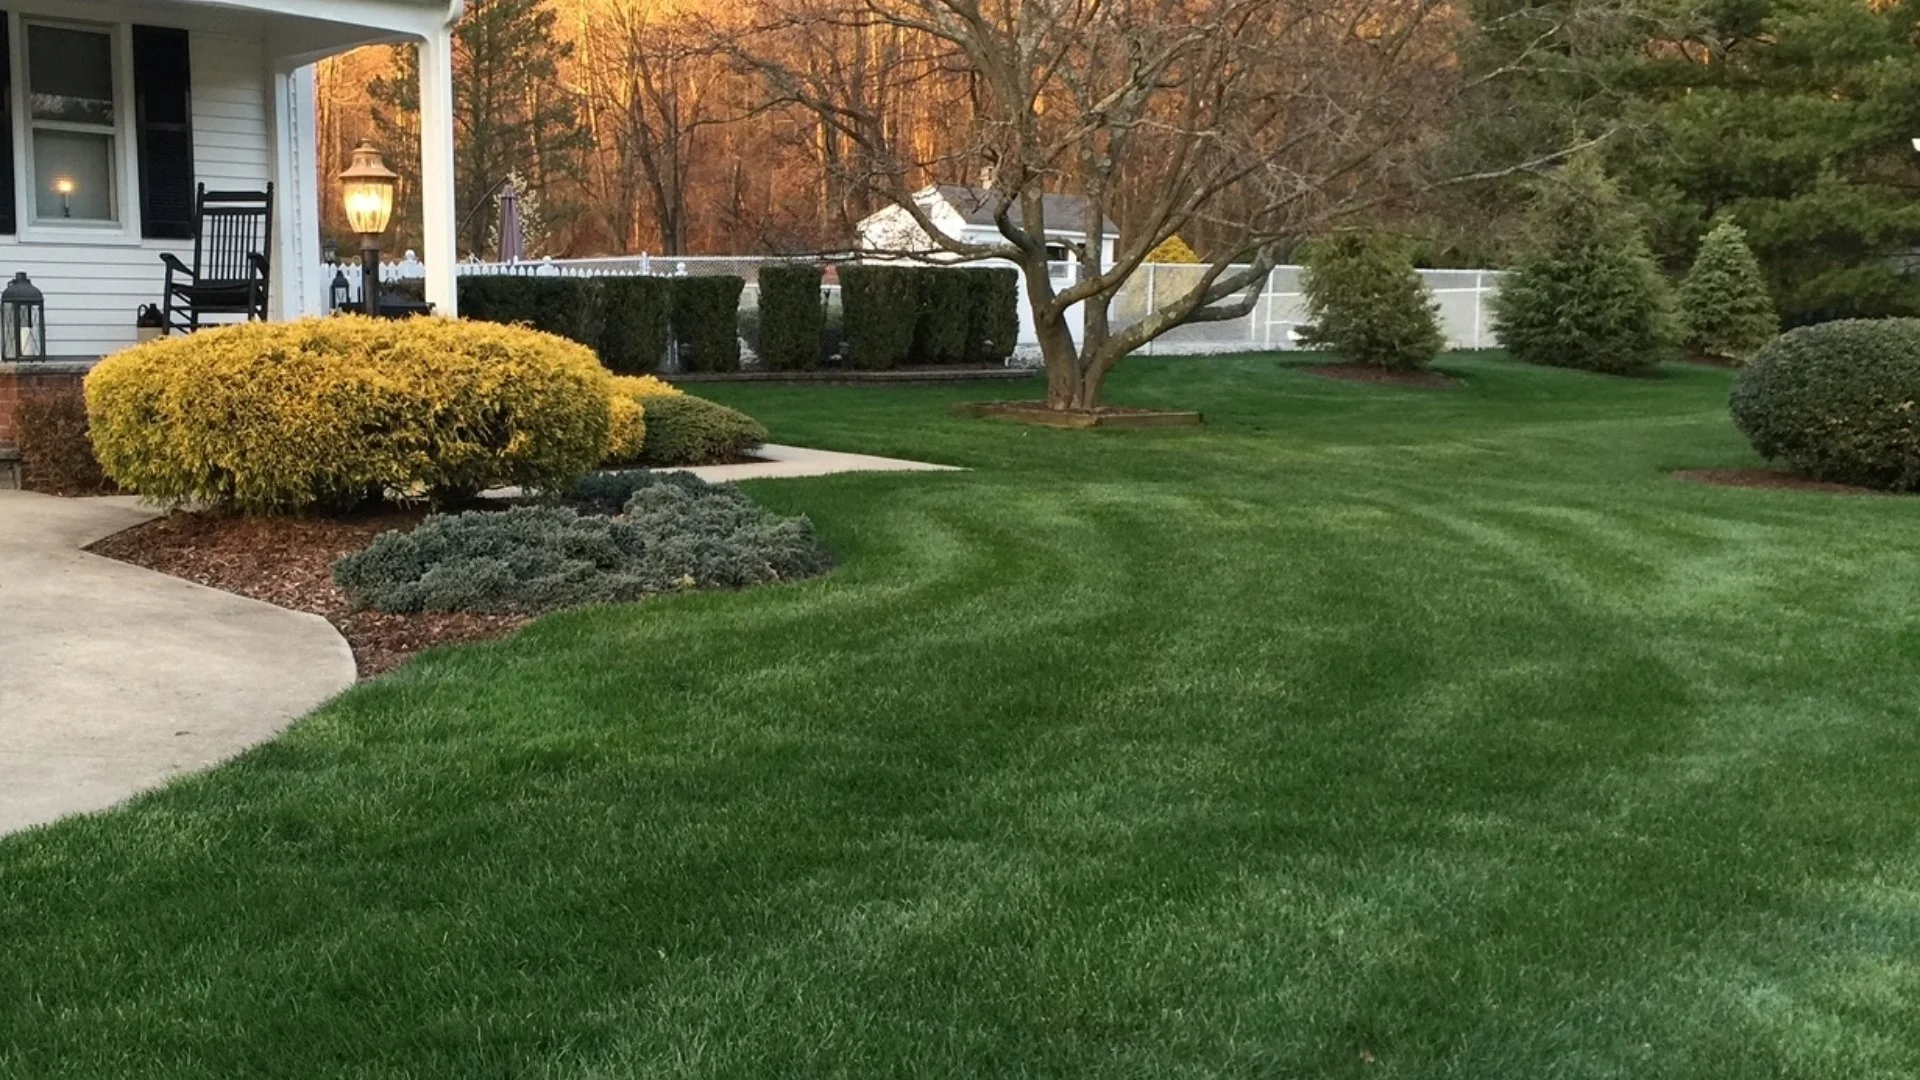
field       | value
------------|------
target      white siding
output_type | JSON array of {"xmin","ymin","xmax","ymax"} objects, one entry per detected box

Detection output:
[{"xmin": 0, "ymin": 27, "xmax": 270, "ymax": 357}]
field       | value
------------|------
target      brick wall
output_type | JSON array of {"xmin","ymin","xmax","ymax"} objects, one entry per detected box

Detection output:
[{"xmin": 0, "ymin": 362, "xmax": 96, "ymax": 448}]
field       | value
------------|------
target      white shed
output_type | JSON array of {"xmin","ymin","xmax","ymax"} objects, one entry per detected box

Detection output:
[{"xmin": 857, "ymin": 185, "xmax": 1120, "ymax": 269}]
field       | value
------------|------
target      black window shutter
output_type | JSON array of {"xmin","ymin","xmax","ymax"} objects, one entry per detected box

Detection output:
[
  {"xmin": 0, "ymin": 16, "xmax": 15, "ymax": 237},
  {"xmin": 134, "ymin": 25, "xmax": 193, "ymax": 240}
]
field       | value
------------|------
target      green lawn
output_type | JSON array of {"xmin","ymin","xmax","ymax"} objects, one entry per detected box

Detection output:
[{"xmin": 6, "ymin": 353, "xmax": 1919, "ymax": 1078}]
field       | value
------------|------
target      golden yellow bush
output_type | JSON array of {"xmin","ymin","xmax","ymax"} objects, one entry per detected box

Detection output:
[
  {"xmin": 87, "ymin": 316, "xmax": 615, "ymax": 513},
  {"xmin": 603, "ymin": 374, "xmax": 685, "ymax": 465},
  {"xmin": 1146, "ymin": 235, "xmax": 1202, "ymax": 263}
]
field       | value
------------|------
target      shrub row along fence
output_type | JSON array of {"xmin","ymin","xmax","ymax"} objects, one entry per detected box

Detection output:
[
  {"xmin": 449, "ymin": 275, "xmax": 745, "ymax": 373},
  {"xmin": 834, "ymin": 266, "xmax": 1019, "ymax": 370}
]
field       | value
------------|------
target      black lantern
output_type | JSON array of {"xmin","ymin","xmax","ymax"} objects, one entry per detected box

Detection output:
[
  {"xmin": 330, "ymin": 269, "xmax": 353, "ymax": 313},
  {"xmin": 3, "ymin": 272, "xmax": 46, "ymax": 360}
]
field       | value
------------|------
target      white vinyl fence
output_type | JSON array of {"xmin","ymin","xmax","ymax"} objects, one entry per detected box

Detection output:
[{"xmin": 327, "ymin": 252, "xmax": 1502, "ymax": 356}]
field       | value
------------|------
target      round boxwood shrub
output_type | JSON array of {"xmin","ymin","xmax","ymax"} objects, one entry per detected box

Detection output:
[
  {"xmin": 1730, "ymin": 318, "xmax": 1920, "ymax": 490},
  {"xmin": 636, "ymin": 394, "xmax": 768, "ymax": 466},
  {"xmin": 86, "ymin": 316, "xmax": 613, "ymax": 513},
  {"xmin": 333, "ymin": 473, "xmax": 832, "ymax": 614},
  {"xmin": 604, "ymin": 374, "xmax": 684, "ymax": 466}
]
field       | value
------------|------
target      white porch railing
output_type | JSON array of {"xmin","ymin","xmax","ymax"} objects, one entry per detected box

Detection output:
[{"xmin": 321, "ymin": 252, "xmax": 1504, "ymax": 355}]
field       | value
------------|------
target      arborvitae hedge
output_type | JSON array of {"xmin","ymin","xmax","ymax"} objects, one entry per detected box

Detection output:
[
  {"xmin": 962, "ymin": 267, "xmax": 1020, "ymax": 364},
  {"xmin": 840, "ymin": 265, "xmax": 922, "ymax": 369},
  {"xmin": 842, "ymin": 264, "xmax": 1020, "ymax": 368},
  {"xmin": 457, "ymin": 276, "xmax": 602, "ymax": 348},
  {"xmin": 758, "ymin": 264, "xmax": 825, "ymax": 370},
  {"xmin": 670, "ymin": 275, "xmax": 746, "ymax": 372},
  {"xmin": 913, "ymin": 268, "xmax": 972, "ymax": 363},
  {"xmin": 598, "ymin": 277, "xmax": 674, "ymax": 373}
]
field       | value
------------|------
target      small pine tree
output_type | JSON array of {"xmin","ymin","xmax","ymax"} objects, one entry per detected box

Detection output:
[
  {"xmin": 1680, "ymin": 221, "xmax": 1778, "ymax": 363},
  {"xmin": 1146, "ymin": 235, "xmax": 1202, "ymax": 263},
  {"xmin": 1298, "ymin": 231, "xmax": 1444, "ymax": 370},
  {"xmin": 1492, "ymin": 156, "xmax": 1679, "ymax": 375}
]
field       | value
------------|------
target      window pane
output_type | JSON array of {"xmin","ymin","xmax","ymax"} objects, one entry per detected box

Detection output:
[
  {"xmin": 34, "ymin": 130, "xmax": 115, "ymax": 221},
  {"xmin": 29, "ymin": 26, "xmax": 114, "ymax": 126}
]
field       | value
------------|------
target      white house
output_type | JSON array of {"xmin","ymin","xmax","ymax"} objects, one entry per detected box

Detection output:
[
  {"xmin": 856, "ymin": 185, "xmax": 1120, "ymax": 270},
  {"xmin": 0, "ymin": 0, "xmax": 461, "ymax": 357}
]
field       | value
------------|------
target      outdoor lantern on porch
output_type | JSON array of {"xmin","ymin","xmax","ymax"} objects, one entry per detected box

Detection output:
[
  {"xmin": 2, "ymin": 272, "xmax": 46, "ymax": 361},
  {"xmin": 340, "ymin": 141, "xmax": 399, "ymax": 318}
]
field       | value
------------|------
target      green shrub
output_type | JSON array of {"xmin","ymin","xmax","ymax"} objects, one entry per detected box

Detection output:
[
  {"xmin": 1298, "ymin": 231, "xmax": 1444, "ymax": 370},
  {"xmin": 671, "ymin": 276, "xmax": 745, "ymax": 372},
  {"xmin": 962, "ymin": 267, "xmax": 1020, "ymax": 364},
  {"xmin": 758, "ymin": 264, "xmax": 825, "ymax": 370},
  {"xmin": 1491, "ymin": 156, "xmax": 1678, "ymax": 375},
  {"xmin": 913, "ymin": 268, "xmax": 971, "ymax": 364},
  {"xmin": 599, "ymin": 277, "xmax": 674, "ymax": 373},
  {"xmin": 458, "ymin": 275, "xmax": 603, "ymax": 347},
  {"xmin": 569, "ymin": 467, "xmax": 714, "ymax": 515},
  {"xmin": 1729, "ymin": 318, "xmax": 1920, "ymax": 490},
  {"xmin": 637, "ymin": 394, "xmax": 769, "ymax": 466},
  {"xmin": 840, "ymin": 265, "xmax": 919, "ymax": 369},
  {"xmin": 1681, "ymin": 221, "xmax": 1778, "ymax": 364},
  {"xmin": 86, "ymin": 317, "xmax": 613, "ymax": 513},
  {"xmin": 16, "ymin": 381, "xmax": 109, "ymax": 494},
  {"xmin": 333, "ymin": 478, "xmax": 832, "ymax": 615}
]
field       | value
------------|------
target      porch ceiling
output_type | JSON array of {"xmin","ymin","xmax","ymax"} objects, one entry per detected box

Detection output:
[{"xmin": 183, "ymin": 0, "xmax": 462, "ymax": 64}]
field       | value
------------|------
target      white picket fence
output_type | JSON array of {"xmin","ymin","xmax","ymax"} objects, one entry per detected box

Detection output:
[{"xmin": 326, "ymin": 252, "xmax": 1503, "ymax": 355}]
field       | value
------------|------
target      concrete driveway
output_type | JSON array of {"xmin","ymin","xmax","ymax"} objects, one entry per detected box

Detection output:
[{"xmin": 0, "ymin": 492, "xmax": 356, "ymax": 836}]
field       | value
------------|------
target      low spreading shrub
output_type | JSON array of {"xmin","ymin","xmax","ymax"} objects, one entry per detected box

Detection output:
[
  {"xmin": 636, "ymin": 394, "xmax": 768, "ymax": 466},
  {"xmin": 1298, "ymin": 231, "xmax": 1444, "ymax": 371},
  {"xmin": 599, "ymin": 277, "xmax": 674, "ymax": 373},
  {"xmin": 569, "ymin": 467, "xmax": 712, "ymax": 514},
  {"xmin": 671, "ymin": 276, "xmax": 746, "ymax": 372},
  {"xmin": 1730, "ymin": 318, "xmax": 1920, "ymax": 490},
  {"xmin": 604, "ymin": 374, "xmax": 685, "ymax": 466},
  {"xmin": 962, "ymin": 267, "xmax": 1020, "ymax": 364},
  {"xmin": 86, "ymin": 317, "xmax": 613, "ymax": 513},
  {"xmin": 16, "ymin": 382, "xmax": 109, "ymax": 494},
  {"xmin": 1681, "ymin": 221, "xmax": 1778, "ymax": 364},
  {"xmin": 1491, "ymin": 156, "xmax": 1678, "ymax": 376},
  {"xmin": 758, "ymin": 264, "xmax": 825, "ymax": 370},
  {"xmin": 333, "ymin": 474, "xmax": 832, "ymax": 614},
  {"xmin": 840, "ymin": 265, "xmax": 920, "ymax": 369}
]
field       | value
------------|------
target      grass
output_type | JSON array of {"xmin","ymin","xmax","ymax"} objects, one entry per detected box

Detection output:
[{"xmin": 5, "ymin": 352, "xmax": 1919, "ymax": 1078}]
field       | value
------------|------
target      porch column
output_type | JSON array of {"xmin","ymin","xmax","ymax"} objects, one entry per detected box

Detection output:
[
  {"xmin": 417, "ymin": 26, "xmax": 459, "ymax": 316},
  {"xmin": 268, "ymin": 63, "xmax": 324, "ymax": 319}
]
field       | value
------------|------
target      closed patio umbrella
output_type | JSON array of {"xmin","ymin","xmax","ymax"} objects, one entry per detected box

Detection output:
[{"xmin": 497, "ymin": 178, "xmax": 526, "ymax": 264}]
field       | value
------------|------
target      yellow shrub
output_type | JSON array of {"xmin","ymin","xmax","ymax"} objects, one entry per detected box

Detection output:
[
  {"xmin": 87, "ymin": 316, "xmax": 614, "ymax": 513},
  {"xmin": 1146, "ymin": 235, "xmax": 1202, "ymax": 263},
  {"xmin": 603, "ymin": 374, "xmax": 685, "ymax": 466}
]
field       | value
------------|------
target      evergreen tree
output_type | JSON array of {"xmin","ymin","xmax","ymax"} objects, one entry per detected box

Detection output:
[
  {"xmin": 1298, "ymin": 232, "xmax": 1444, "ymax": 371},
  {"xmin": 1680, "ymin": 221, "xmax": 1778, "ymax": 363},
  {"xmin": 371, "ymin": 0, "xmax": 590, "ymax": 257},
  {"xmin": 1492, "ymin": 156, "xmax": 1678, "ymax": 375}
]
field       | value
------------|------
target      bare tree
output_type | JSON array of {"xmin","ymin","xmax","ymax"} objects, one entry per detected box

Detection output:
[{"xmin": 726, "ymin": 0, "xmax": 1565, "ymax": 409}]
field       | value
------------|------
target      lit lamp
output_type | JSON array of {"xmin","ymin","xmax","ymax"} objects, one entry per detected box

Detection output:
[
  {"xmin": 54, "ymin": 177, "xmax": 74, "ymax": 218},
  {"xmin": 339, "ymin": 141, "xmax": 398, "ymax": 318},
  {"xmin": 2, "ymin": 272, "xmax": 45, "ymax": 360}
]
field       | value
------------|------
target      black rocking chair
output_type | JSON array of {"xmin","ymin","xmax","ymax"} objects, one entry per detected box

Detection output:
[{"xmin": 160, "ymin": 183, "xmax": 274, "ymax": 335}]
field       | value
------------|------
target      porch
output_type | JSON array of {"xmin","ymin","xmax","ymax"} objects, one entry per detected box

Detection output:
[{"xmin": 0, "ymin": 0, "xmax": 460, "ymax": 358}]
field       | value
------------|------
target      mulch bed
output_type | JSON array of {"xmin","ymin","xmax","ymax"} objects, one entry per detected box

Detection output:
[
  {"xmin": 1304, "ymin": 364, "xmax": 1463, "ymax": 390},
  {"xmin": 1671, "ymin": 468, "xmax": 1893, "ymax": 495},
  {"xmin": 88, "ymin": 509, "xmax": 529, "ymax": 678}
]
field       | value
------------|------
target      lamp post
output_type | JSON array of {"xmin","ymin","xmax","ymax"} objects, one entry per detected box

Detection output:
[{"xmin": 339, "ymin": 141, "xmax": 398, "ymax": 319}]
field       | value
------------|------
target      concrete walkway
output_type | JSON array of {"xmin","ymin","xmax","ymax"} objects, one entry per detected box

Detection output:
[
  {"xmin": 673, "ymin": 443, "xmax": 963, "ymax": 483},
  {"xmin": 0, "ymin": 492, "xmax": 357, "ymax": 836}
]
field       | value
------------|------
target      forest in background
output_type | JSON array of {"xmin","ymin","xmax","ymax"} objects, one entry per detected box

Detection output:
[{"xmin": 315, "ymin": 0, "xmax": 1920, "ymax": 326}]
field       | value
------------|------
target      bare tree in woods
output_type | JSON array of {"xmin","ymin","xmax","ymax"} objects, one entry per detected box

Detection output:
[
  {"xmin": 727, "ymin": 0, "xmax": 1581, "ymax": 410},
  {"xmin": 577, "ymin": 0, "xmax": 750, "ymax": 255}
]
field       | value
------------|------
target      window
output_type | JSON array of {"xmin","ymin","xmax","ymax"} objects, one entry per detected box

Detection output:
[{"xmin": 24, "ymin": 21, "xmax": 119, "ymax": 225}]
